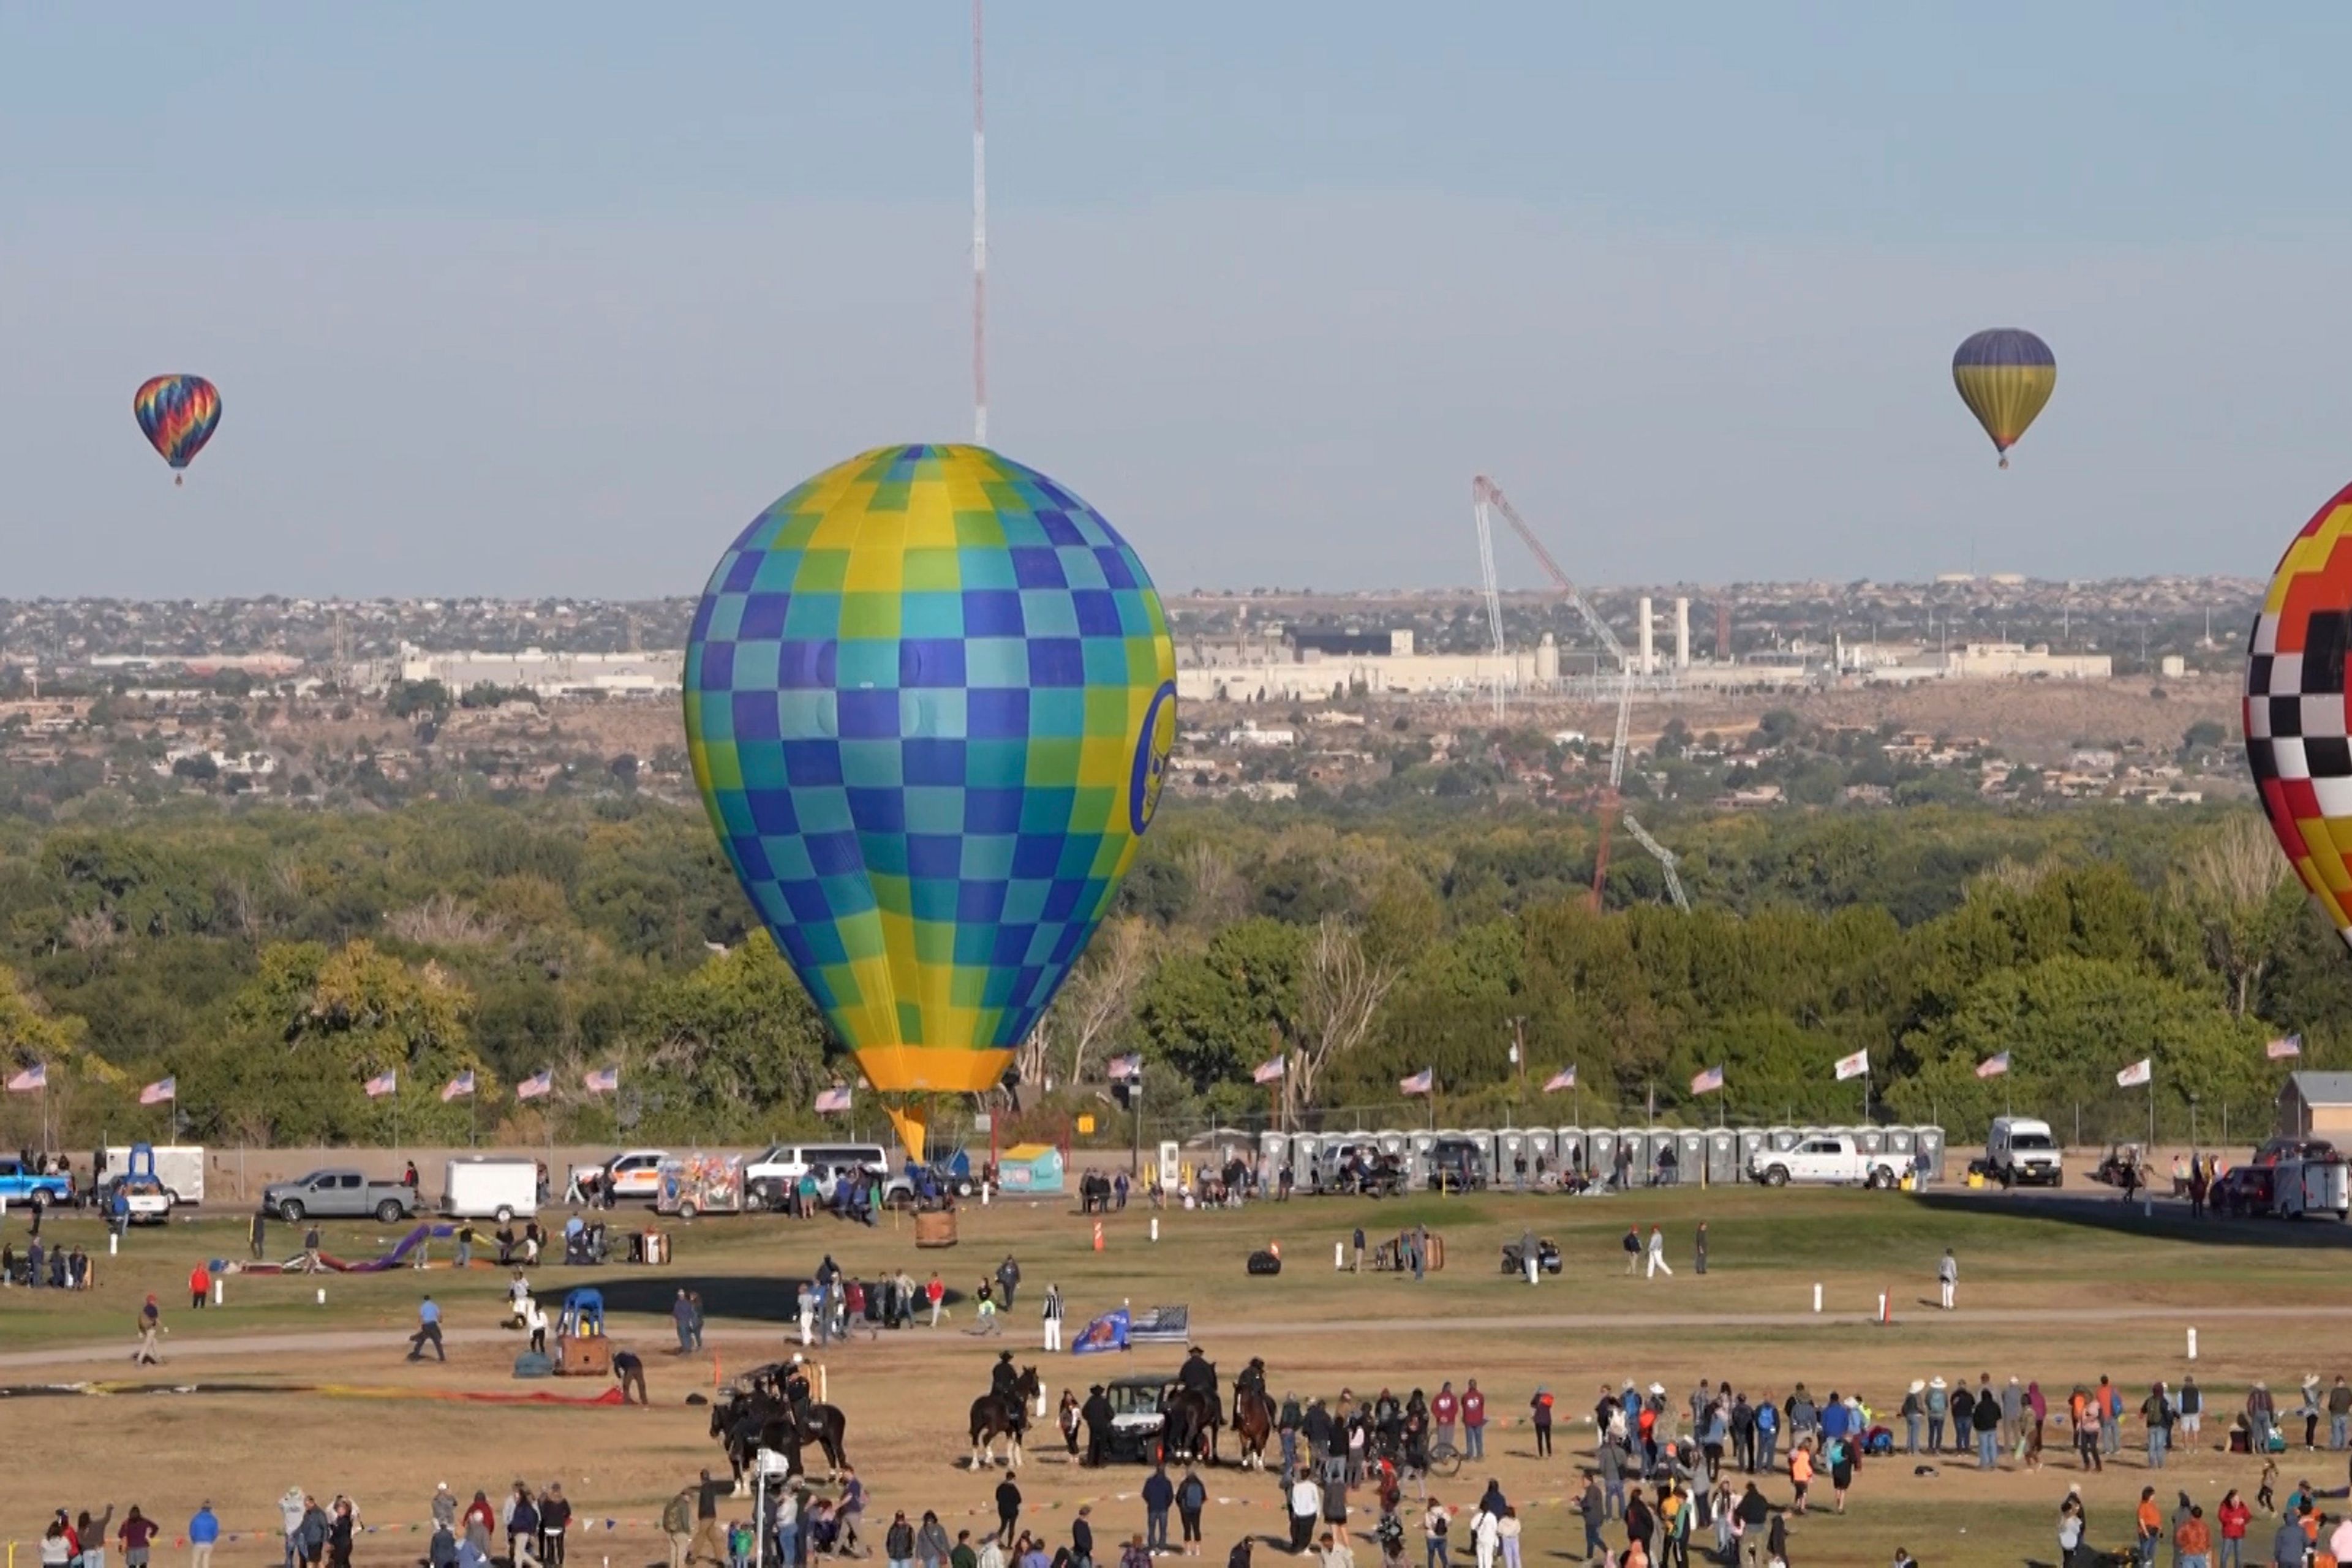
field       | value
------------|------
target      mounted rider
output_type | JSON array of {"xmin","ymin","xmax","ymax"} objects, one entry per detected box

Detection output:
[
  {"xmin": 1178, "ymin": 1346, "xmax": 1222, "ymax": 1424},
  {"xmin": 783, "ymin": 1354, "xmax": 814, "ymax": 1422},
  {"xmin": 990, "ymin": 1350, "xmax": 1022, "ymax": 1402},
  {"xmin": 1235, "ymin": 1357, "xmax": 1269, "ymax": 1403}
]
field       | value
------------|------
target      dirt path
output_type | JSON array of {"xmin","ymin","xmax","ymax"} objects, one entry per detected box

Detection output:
[{"xmin": 10, "ymin": 1299, "xmax": 2351, "ymax": 1373}]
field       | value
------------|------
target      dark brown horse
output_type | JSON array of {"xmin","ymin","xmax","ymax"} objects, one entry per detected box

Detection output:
[
  {"xmin": 968, "ymin": 1365, "xmax": 1042, "ymax": 1469},
  {"xmin": 1160, "ymin": 1386, "xmax": 1223, "ymax": 1465},
  {"xmin": 1232, "ymin": 1386, "xmax": 1276, "ymax": 1470}
]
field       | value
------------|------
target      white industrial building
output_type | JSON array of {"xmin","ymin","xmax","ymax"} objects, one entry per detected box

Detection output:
[{"xmin": 382, "ymin": 643, "xmax": 684, "ymax": 699}]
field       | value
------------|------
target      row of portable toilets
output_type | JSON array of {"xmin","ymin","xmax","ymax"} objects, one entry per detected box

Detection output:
[{"xmin": 1253, "ymin": 1125, "xmax": 1950, "ymax": 1189}]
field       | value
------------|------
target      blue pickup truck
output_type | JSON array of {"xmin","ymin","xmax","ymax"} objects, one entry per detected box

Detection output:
[{"xmin": 0, "ymin": 1156, "xmax": 75, "ymax": 1210}]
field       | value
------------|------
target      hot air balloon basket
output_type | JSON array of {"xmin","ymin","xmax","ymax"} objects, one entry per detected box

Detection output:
[{"xmin": 914, "ymin": 1210, "xmax": 960, "ymax": 1249}]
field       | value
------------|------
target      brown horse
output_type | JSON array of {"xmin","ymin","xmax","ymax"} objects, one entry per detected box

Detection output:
[
  {"xmin": 1232, "ymin": 1386, "xmax": 1276, "ymax": 1470},
  {"xmin": 1160, "ymin": 1386, "xmax": 1223, "ymax": 1465}
]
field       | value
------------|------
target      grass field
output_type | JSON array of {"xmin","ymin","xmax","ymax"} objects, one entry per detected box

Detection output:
[{"xmin": 6, "ymin": 1183, "xmax": 2349, "ymax": 1567}]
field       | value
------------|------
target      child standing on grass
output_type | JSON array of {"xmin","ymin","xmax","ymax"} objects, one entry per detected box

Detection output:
[{"xmin": 2256, "ymin": 1457, "xmax": 2278, "ymax": 1515}]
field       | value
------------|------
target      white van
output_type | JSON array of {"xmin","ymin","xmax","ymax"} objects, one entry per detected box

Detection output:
[
  {"xmin": 443, "ymin": 1157, "xmax": 540, "ymax": 1222},
  {"xmin": 1987, "ymin": 1117, "xmax": 2063, "ymax": 1187},
  {"xmin": 744, "ymin": 1142, "xmax": 908, "ymax": 1210}
]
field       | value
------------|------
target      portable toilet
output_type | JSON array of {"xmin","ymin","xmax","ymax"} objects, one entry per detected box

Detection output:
[
  {"xmin": 1586, "ymin": 1128, "xmax": 1618, "ymax": 1185},
  {"xmin": 1619, "ymin": 1128, "xmax": 1658, "ymax": 1185},
  {"xmin": 1768, "ymin": 1126, "xmax": 1801, "ymax": 1153},
  {"xmin": 1674, "ymin": 1129, "xmax": 1706, "ymax": 1186},
  {"xmin": 1288, "ymin": 1133, "xmax": 1324, "ymax": 1191},
  {"xmin": 1555, "ymin": 1127, "xmax": 1587, "ymax": 1179},
  {"xmin": 1497, "ymin": 1129, "xmax": 1530, "ymax": 1185},
  {"xmin": 1259, "ymin": 1129, "xmax": 1291, "ymax": 1183},
  {"xmin": 1408, "ymin": 1129, "xmax": 1438, "ymax": 1187},
  {"xmin": 1914, "ymin": 1126, "xmax": 1947, "ymax": 1182},
  {"xmin": 1853, "ymin": 1126, "xmax": 1888, "ymax": 1158},
  {"xmin": 1705, "ymin": 1129, "xmax": 1738, "ymax": 1186},
  {"xmin": 1525, "ymin": 1128, "xmax": 1558, "ymax": 1177},
  {"xmin": 1736, "ymin": 1128, "xmax": 1767, "ymax": 1181},
  {"xmin": 1883, "ymin": 1126, "xmax": 1918, "ymax": 1162}
]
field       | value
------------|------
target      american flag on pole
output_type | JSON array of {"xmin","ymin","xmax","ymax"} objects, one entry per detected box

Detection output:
[
  {"xmin": 1834, "ymin": 1049, "xmax": 1870, "ymax": 1082},
  {"xmin": 1975, "ymin": 1052, "xmax": 2010, "ymax": 1080},
  {"xmin": 139, "ymin": 1076, "xmax": 176, "ymax": 1106},
  {"xmin": 814, "ymin": 1085, "xmax": 853, "ymax": 1114},
  {"xmin": 583, "ymin": 1067, "xmax": 619, "ymax": 1093},
  {"xmin": 1399, "ymin": 1068, "xmax": 1434, "ymax": 1096},
  {"xmin": 1690, "ymin": 1065, "xmax": 1725, "ymax": 1096},
  {"xmin": 2116, "ymin": 1058, "xmax": 2152, "ymax": 1088},
  {"xmin": 1251, "ymin": 1055, "xmax": 1287, "ymax": 1085},
  {"xmin": 2268, "ymin": 1034, "xmax": 2304, "ymax": 1061},
  {"xmin": 1543, "ymin": 1065, "xmax": 1578, "ymax": 1093},
  {"xmin": 515, "ymin": 1069, "xmax": 553, "ymax": 1101},
  {"xmin": 440, "ymin": 1070, "xmax": 477, "ymax": 1103},
  {"xmin": 1106, "ymin": 1054, "xmax": 1143, "ymax": 1082},
  {"xmin": 364, "ymin": 1068, "xmax": 398, "ymax": 1099},
  {"xmin": 6, "ymin": 1062, "xmax": 47, "ymax": 1093}
]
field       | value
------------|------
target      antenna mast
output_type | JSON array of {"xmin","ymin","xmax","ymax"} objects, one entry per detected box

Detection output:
[{"xmin": 971, "ymin": 0, "xmax": 989, "ymax": 445}]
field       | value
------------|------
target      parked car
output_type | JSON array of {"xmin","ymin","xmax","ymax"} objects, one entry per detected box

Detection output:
[
  {"xmin": 0, "ymin": 1156, "xmax": 74, "ymax": 1210},
  {"xmin": 261, "ymin": 1169, "xmax": 421, "ymax": 1224},
  {"xmin": 1425, "ymin": 1136, "xmax": 1488, "ymax": 1193},
  {"xmin": 1749, "ymin": 1133, "xmax": 1902, "ymax": 1189},
  {"xmin": 95, "ymin": 1173, "xmax": 175, "ymax": 1226},
  {"xmin": 743, "ymin": 1142, "xmax": 913, "ymax": 1211},
  {"xmin": 573, "ymin": 1148, "xmax": 671, "ymax": 1206},
  {"xmin": 2210, "ymin": 1165, "xmax": 2277, "ymax": 1218}
]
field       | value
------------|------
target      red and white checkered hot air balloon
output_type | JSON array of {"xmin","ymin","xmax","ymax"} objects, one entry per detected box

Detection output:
[{"xmin": 2247, "ymin": 479, "xmax": 2352, "ymax": 944}]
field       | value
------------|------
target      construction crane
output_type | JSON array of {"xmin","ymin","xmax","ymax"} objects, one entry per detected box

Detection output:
[
  {"xmin": 1472, "ymin": 488, "xmax": 1508, "ymax": 720},
  {"xmin": 1473, "ymin": 475, "xmax": 1634, "ymax": 908},
  {"xmin": 1620, "ymin": 812, "xmax": 1691, "ymax": 912}
]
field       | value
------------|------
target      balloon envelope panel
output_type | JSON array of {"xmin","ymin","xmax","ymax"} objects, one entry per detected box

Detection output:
[
  {"xmin": 1951, "ymin": 329, "xmax": 2056, "ymax": 455},
  {"xmin": 685, "ymin": 443, "xmax": 1177, "ymax": 1094},
  {"xmin": 133, "ymin": 375, "xmax": 222, "ymax": 469},
  {"xmin": 2247, "ymin": 479, "xmax": 2352, "ymax": 944}
]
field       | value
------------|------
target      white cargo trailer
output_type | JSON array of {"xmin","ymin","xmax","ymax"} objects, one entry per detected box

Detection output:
[{"xmin": 443, "ymin": 1157, "xmax": 540, "ymax": 1222}]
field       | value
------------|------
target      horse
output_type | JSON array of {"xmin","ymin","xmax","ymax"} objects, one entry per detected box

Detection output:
[
  {"xmin": 1231, "ymin": 1385, "xmax": 1276, "ymax": 1470},
  {"xmin": 968, "ymin": 1365, "xmax": 1042, "ymax": 1470},
  {"xmin": 1159, "ymin": 1385, "xmax": 1223, "ymax": 1466},
  {"xmin": 711, "ymin": 1389, "xmax": 853, "ymax": 1489}
]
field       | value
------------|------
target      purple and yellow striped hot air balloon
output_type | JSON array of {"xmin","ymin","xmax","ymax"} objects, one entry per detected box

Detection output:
[
  {"xmin": 1951, "ymin": 330, "xmax": 2055, "ymax": 469},
  {"xmin": 134, "ymin": 375, "xmax": 222, "ymax": 484}
]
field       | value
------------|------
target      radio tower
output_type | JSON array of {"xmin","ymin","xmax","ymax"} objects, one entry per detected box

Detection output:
[{"xmin": 971, "ymin": 0, "xmax": 989, "ymax": 445}]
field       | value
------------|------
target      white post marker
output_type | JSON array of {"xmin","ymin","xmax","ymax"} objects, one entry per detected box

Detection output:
[
  {"xmin": 316, "ymin": 1287, "xmax": 326, "ymax": 1306},
  {"xmin": 1150, "ymin": 1216, "xmax": 1159, "ymax": 1243},
  {"xmin": 2188, "ymin": 1328, "xmax": 2198, "ymax": 1360},
  {"xmin": 1335, "ymin": 1242, "xmax": 1345, "ymax": 1271},
  {"xmin": 820, "ymin": 1363, "xmax": 829, "ymax": 1403},
  {"xmin": 212, "ymin": 1278, "xmax": 223, "ymax": 1307},
  {"xmin": 108, "ymin": 1232, "xmax": 118, "ymax": 1257},
  {"xmin": 1812, "ymin": 1283, "xmax": 1823, "ymax": 1314}
]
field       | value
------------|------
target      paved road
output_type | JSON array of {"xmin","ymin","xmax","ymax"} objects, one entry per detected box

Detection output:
[{"xmin": 9, "ymin": 1300, "xmax": 2352, "ymax": 1374}]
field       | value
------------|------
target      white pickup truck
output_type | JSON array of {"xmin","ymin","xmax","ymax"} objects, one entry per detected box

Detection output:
[{"xmin": 1750, "ymin": 1134, "xmax": 1904, "ymax": 1189}]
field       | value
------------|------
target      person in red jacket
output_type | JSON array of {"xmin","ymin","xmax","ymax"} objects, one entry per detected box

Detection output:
[
  {"xmin": 1461, "ymin": 1381, "xmax": 1488, "ymax": 1461},
  {"xmin": 190, "ymin": 1262, "xmax": 212, "ymax": 1311},
  {"xmin": 1432, "ymin": 1384, "xmax": 1461, "ymax": 1452},
  {"xmin": 2217, "ymin": 1489, "xmax": 2250, "ymax": 1568}
]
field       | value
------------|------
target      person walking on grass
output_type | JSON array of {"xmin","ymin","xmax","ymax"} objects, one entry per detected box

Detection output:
[
  {"xmin": 1176, "ymin": 1468, "xmax": 1207, "ymax": 1557},
  {"xmin": 1646, "ymin": 1226, "xmax": 1672, "ymax": 1280},
  {"xmin": 1042, "ymin": 1283, "xmax": 1063, "ymax": 1354},
  {"xmin": 2145, "ymin": 1382, "xmax": 2175, "ymax": 1470},
  {"xmin": 1623, "ymin": 1227, "xmax": 1642, "ymax": 1276},
  {"xmin": 1143, "ymin": 1464, "xmax": 1174, "ymax": 1556},
  {"xmin": 134, "ymin": 1294, "xmax": 163, "ymax": 1365},
  {"xmin": 407, "ymin": 1296, "xmax": 445, "ymax": 1362},
  {"xmin": 1937, "ymin": 1248, "xmax": 1957, "ymax": 1311}
]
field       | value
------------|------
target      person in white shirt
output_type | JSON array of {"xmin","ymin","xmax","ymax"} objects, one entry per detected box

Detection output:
[
  {"xmin": 1469, "ymin": 1507, "xmax": 1499, "ymax": 1568},
  {"xmin": 1937, "ymin": 1250, "xmax": 1958, "ymax": 1311},
  {"xmin": 1289, "ymin": 1477, "xmax": 1322, "ymax": 1555},
  {"xmin": 1319, "ymin": 1534, "xmax": 1354, "ymax": 1568},
  {"xmin": 1042, "ymin": 1284, "xmax": 1064, "ymax": 1354},
  {"xmin": 1646, "ymin": 1226, "xmax": 1673, "ymax": 1279}
]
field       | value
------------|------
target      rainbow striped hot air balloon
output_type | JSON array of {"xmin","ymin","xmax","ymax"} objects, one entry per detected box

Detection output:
[
  {"xmin": 684, "ymin": 444, "xmax": 1177, "ymax": 1158},
  {"xmin": 1951, "ymin": 330, "xmax": 2055, "ymax": 469},
  {"xmin": 133, "ymin": 375, "xmax": 222, "ymax": 484}
]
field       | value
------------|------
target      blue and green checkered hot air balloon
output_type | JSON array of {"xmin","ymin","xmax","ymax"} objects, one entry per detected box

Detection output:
[{"xmin": 684, "ymin": 444, "xmax": 1177, "ymax": 1156}]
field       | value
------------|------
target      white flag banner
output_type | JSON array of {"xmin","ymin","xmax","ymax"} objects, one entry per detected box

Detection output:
[
  {"xmin": 1833, "ymin": 1049, "xmax": 1869, "ymax": 1082},
  {"xmin": 2116, "ymin": 1058, "xmax": 2152, "ymax": 1088}
]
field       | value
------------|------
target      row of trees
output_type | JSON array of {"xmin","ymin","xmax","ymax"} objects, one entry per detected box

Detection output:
[{"xmin": 0, "ymin": 794, "xmax": 2339, "ymax": 1150}]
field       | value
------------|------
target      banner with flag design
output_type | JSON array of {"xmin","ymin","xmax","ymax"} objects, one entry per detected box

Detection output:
[
  {"xmin": 1399, "ymin": 1068, "xmax": 1434, "ymax": 1096},
  {"xmin": 515, "ymin": 1070, "xmax": 552, "ymax": 1101},
  {"xmin": 1690, "ymin": 1065, "xmax": 1724, "ymax": 1096},
  {"xmin": 139, "ymin": 1076, "xmax": 176, "ymax": 1106},
  {"xmin": 2116, "ymin": 1058, "xmax": 2152, "ymax": 1088},
  {"xmin": 1833, "ymin": 1049, "xmax": 1869, "ymax": 1082},
  {"xmin": 364, "ymin": 1069, "xmax": 398, "ymax": 1099},
  {"xmin": 6, "ymin": 1062, "xmax": 47, "ymax": 1093},
  {"xmin": 583, "ymin": 1067, "xmax": 619, "ymax": 1094},
  {"xmin": 2269, "ymin": 1035, "xmax": 2304, "ymax": 1060},
  {"xmin": 1975, "ymin": 1052, "xmax": 2010, "ymax": 1080},
  {"xmin": 814, "ymin": 1085, "xmax": 853, "ymax": 1114},
  {"xmin": 440, "ymin": 1070, "xmax": 476, "ymax": 1103},
  {"xmin": 1251, "ymin": 1055, "xmax": 1287, "ymax": 1085},
  {"xmin": 1543, "ymin": 1065, "xmax": 1577, "ymax": 1093}
]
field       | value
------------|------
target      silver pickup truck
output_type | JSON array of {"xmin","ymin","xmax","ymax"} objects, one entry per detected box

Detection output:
[{"xmin": 261, "ymin": 1168, "xmax": 420, "ymax": 1224}]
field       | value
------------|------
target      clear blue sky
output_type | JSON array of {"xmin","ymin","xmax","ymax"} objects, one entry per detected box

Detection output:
[{"xmin": 4, "ymin": 3, "xmax": 2350, "ymax": 597}]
